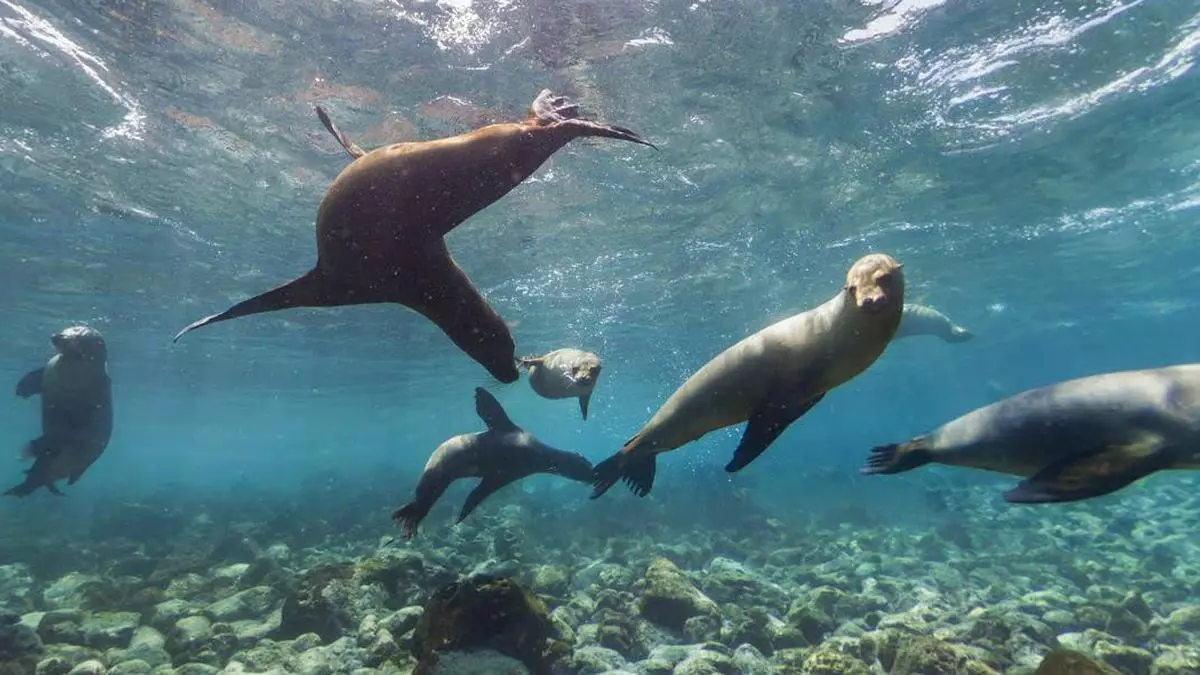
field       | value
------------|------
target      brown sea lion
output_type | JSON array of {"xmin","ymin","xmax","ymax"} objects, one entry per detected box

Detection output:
[
  {"xmin": 896, "ymin": 303, "xmax": 972, "ymax": 343},
  {"xmin": 393, "ymin": 387, "xmax": 594, "ymax": 538},
  {"xmin": 590, "ymin": 253, "xmax": 906, "ymax": 498},
  {"xmin": 518, "ymin": 348, "xmax": 603, "ymax": 419},
  {"xmin": 8, "ymin": 326, "xmax": 113, "ymax": 497},
  {"xmin": 861, "ymin": 364, "xmax": 1200, "ymax": 503},
  {"xmin": 172, "ymin": 89, "xmax": 656, "ymax": 384}
]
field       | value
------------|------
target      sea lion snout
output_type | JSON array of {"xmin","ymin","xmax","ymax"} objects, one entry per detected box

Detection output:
[
  {"xmin": 51, "ymin": 326, "xmax": 107, "ymax": 360},
  {"xmin": 845, "ymin": 254, "xmax": 904, "ymax": 313}
]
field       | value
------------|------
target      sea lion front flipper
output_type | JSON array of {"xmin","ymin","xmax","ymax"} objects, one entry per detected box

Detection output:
[
  {"xmin": 15, "ymin": 368, "xmax": 44, "ymax": 398},
  {"xmin": 173, "ymin": 269, "xmax": 341, "ymax": 342},
  {"xmin": 457, "ymin": 475, "xmax": 515, "ymax": 524},
  {"xmin": 578, "ymin": 393, "xmax": 592, "ymax": 421},
  {"xmin": 725, "ymin": 391, "xmax": 827, "ymax": 473},
  {"xmin": 1003, "ymin": 439, "xmax": 1174, "ymax": 504},
  {"xmin": 47, "ymin": 482, "xmax": 66, "ymax": 497},
  {"xmin": 474, "ymin": 387, "xmax": 519, "ymax": 433},
  {"xmin": 315, "ymin": 106, "xmax": 366, "ymax": 159}
]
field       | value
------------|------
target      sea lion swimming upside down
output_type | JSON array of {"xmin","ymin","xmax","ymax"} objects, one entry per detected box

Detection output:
[
  {"xmin": 590, "ymin": 253, "xmax": 906, "ymax": 499},
  {"xmin": 173, "ymin": 89, "xmax": 656, "ymax": 384},
  {"xmin": 393, "ymin": 387, "xmax": 594, "ymax": 538}
]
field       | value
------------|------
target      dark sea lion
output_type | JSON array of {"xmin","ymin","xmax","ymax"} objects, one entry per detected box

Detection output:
[
  {"xmin": 895, "ymin": 303, "xmax": 972, "ymax": 343},
  {"xmin": 518, "ymin": 347, "xmax": 603, "ymax": 419},
  {"xmin": 590, "ymin": 253, "xmax": 906, "ymax": 499},
  {"xmin": 861, "ymin": 364, "xmax": 1200, "ymax": 503},
  {"xmin": 8, "ymin": 326, "xmax": 113, "ymax": 497},
  {"xmin": 392, "ymin": 387, "xmax": 594, "ymax": 538},
  {"xmin": 173, "ymin": 89, "xmax": 656, "ymax": 384}
]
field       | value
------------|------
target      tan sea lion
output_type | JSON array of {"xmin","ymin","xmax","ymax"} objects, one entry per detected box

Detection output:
[
  {"xmin": 861, "ymin": 364, "xmax": 1200, "ymax": 503},
  {"xmin": 8, "ymin": 326, "xmax": 113, "ymax": 497},
  {"xmin": 172, "ymin": 89, "xmax": 656, "ymax": 384},
  {"xmin": 393, "ymin": 387, "xmax": 594, "ymax": 538},
  {"xmin": 590, "ymin": 253, "xmax": 906, "ymax": 498},
  {"xmin": 518, "ymin": 348, "xmax": 603, "ymax": 419},
  {"xmin": 895, "ymin": 303, "xmax": 972, "ymax": 343}
]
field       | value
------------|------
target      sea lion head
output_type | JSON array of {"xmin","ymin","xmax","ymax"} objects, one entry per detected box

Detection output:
[
  {"xmin": 844, "ymin": 253, "xmax": 904, "ymax": 314},
  {"xmin": 568, "ymin": 355, "xmax": 603, "ymax": 390},
  {"xmin": 470, "ymin": 325, "xmax": 520, "ymax": 384},
  {"xmin": 51, "ymin": 326, "xmax": 107, "ymax": 362}
]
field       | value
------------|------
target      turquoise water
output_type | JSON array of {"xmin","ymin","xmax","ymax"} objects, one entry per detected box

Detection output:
[{"xmin": 2, "ymin": 0, "xmax": 1200, "ymax": 673}]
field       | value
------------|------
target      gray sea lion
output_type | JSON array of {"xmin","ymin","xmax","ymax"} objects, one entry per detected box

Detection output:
[
  {"xmin": 590, "ymin": 253, "xmax": 906, "ymax": 498},
  {"xmin": 895, "ymin": 303, "xmax": 972, "ymax": 343},
  {"xmin": 861, "ymin": 364, "xmax": 1200, "ymax": 503},
  {"xmin": 173, "ymin": 90, "xmax": 655, "ymax": 384},
  {"xmin": 392, "ymin": 387, "xmax": 594, "ymax": 538},
  {"xmin": 8, "ymin": 326, "xmax": 113, "ymax": 497},
  {"xmin": 518, "ymin": 348, "xmax": 603, "ymax": 419}
]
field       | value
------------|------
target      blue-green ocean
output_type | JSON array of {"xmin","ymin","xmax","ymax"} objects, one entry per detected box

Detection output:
[{"xmin": 2, "ymin": 1, "xmax": 1199, "ymax": 674}]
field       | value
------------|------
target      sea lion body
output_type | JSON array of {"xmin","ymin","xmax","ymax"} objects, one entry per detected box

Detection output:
[
  {"xmin": 895, "ymin": 304, "xmax": 972, "ymax": 343},
  {"xmin": 862, "ymin": 364, "xmax": 1200, "ymax": 503},
  {"xmin": 519, "ymin": 348, "xmax": 603, "ymax": 419},
  {"xmin": 393, "ymin": 387, "xmax": 594, "ymax": 538},
  {"xmin": 174, "ymin": 90, "xmax": 655, "ymax": 384},
  {"xmin": 9, "ymin": 326, "xmax": 113, "ymax": 497},
  {"xmin": 591, "ymin": 253, "xmax": 906, "ymax": 498}
]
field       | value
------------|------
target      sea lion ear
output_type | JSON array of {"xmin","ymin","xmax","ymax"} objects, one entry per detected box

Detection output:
[{"xmin": 474, "ymin": 387, "xmax": 519, "ymax": 433}]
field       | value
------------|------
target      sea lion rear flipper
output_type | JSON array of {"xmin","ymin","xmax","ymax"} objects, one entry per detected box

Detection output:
[
  {"xmin": 474, "ymin": 388, "xmax": 519, "ymax": 433},
  {"xmin": 528, "ymin": 89, "xmax": 658, "ymax": 150},
  {"xmin": 1004, "ymin": 439, "xmax": 1174, "ymax": 504},
  {"xmin": 173, "ymin": 269, "xmax": 336, "ymax": 342},
  {"xmin": 725, "ymin": 392, "xmax": 827, "ymax": 473},
  {"xmin": 590, "ymin": 442, "xmax": 656, "ymax": 499},
  {"xmin": 457, "ymin": 475, "xmax": 514, "ymax": 524},
  {"xmin": 315, "ymin": 106, "xmax": 366, "ymax": 159},
  {"xmin": 578, "ymin": 393, "xmax": 592, "ymax": 420},
  {"xmin": 392, "ymin": 501, "xmax": 431, "ymax": 540},
  {"xmin": 860, "ymin": 437, "xmax": 935, "ymax": 475},
  {"xmin": 15, "ymin": 368, "xmax": 44, "ymax": 398}
]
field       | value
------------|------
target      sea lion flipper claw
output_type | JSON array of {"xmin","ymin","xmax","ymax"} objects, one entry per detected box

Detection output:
[
  {"xmin": 528, "ymin": 89, "xmax": 658, "ymax": 149},
  {"xmin": 725, "ymin": 391, "xmax": 826, "ymax": 473},
  {"xmin": 1004, "ymin": 439, "xmax": 1172, "ymax": 504},
  {"xmin": 15, "ymin": 368, "xmax": 44, "ymax": 398}
]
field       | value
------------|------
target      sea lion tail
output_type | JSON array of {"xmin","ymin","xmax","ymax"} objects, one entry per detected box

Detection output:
[
  {"xmin": 173, "ymin": 270, "xmax": 331, "ymax": 342},
  {"xmin": 860, "ymin": 437, "xmax": 934, "ymax": 475},
  {"xmin": 391, "ymin": 501, "xmax": 428, "ymax": 540},
  {"xmin": 590, "ymin": 436, "xmax": 657, "ymax": 499}
]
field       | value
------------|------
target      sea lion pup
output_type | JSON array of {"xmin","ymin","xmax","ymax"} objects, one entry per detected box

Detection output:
[
  {"xmin": 518, "ymin": 348, "xmax": 603, "ymax": 419},
  {"xmin": 895, "ymin": 303, "xmax": 973, "ymax": 343},
  {"xmin": 861, "ymin": 364, "xmax": 1200, "ymax": 503},
  {"xmin": 173, "ymin": 90, "xmax": 656, "ymax": 384},
  {"xmin": 8, "ymin": 326, "xmax": 113, "ymax": 497},
  {"xmin": 590, "ymin": 253, "xmax": 906, "ymax": 499},
  {"xmin": 393, "ymin": 387, "xmax": 594, "ymax": 538}
]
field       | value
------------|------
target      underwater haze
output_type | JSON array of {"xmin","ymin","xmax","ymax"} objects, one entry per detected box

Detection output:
[{"xmin": 2, "ymin": 0, "xmax": 1200, "ymax": 673}]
